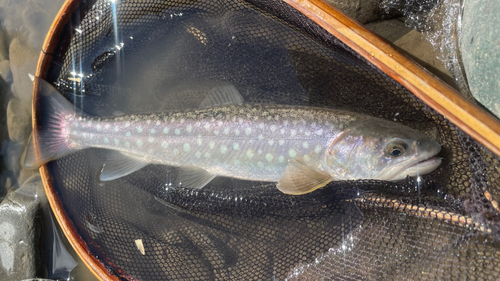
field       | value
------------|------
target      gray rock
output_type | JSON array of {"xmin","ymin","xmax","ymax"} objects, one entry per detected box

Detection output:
[
  {"xmin": 461, "ymin": 0, "xmax": 500, "ymax": 117},
  {"xmin": 0, "ymin": 181, "xmax": 43, "ymax": 281},
  {"xmin": 325, "ymin": 0, "xmax": 384, "ymax": 24},
  {"xmin": 7, "ymin": 97, "xmax": 31, "ymax": 143},
  {"xmin": 0, "ymin": 60, "xmax": 13, "ymax": 84}
]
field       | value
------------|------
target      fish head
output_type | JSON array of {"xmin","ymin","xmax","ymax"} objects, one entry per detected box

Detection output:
[{"xmin": 325, "ymin": 118, "xmax": 441, "ymax": 181}]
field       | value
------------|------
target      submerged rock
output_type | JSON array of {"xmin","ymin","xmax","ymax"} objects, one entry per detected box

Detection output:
[
  {"xmin": 325, "ymin": 0, "xmax": 385, "ymax": 24},
  {"xmin": 7, "ymin": 97, "xmax": 31, "ymax": 143},
  {"xmin": 0, "ymin": 60, "xmax": 13, "ymax": 84}
]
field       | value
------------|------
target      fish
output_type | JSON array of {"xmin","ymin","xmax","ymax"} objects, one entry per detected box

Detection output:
[{"xmin": 25, "ymin": 78, "xmax": 442, "ymax": 195}]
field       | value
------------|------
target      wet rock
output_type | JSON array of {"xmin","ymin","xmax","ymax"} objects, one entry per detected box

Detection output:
[
  {"xmin": 365, "ymin": 18, "xmax": 411, "ymax": 43},
  {"xmin": 0, "ymin": 60, "xmax": 13, "ymax": 84},
  {"xmin": 6, "ymin": 97, "xmax": 31, "ymax": 143},
  {"xmin": 0, "ymin": 181, "xmax": 43, "ymax": 281},
  {"xmin": 393, "ymin": 30, "xmax": 458, "ymax": 89},
  {"xmin": 325, "ymin": 0, "xmax": 384, "ymax": 24},
  {"xmin": 8, "ymin": 38, "xmax": 38, "ymax": 106}
]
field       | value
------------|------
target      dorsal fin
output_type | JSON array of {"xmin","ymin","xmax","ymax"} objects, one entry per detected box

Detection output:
[{"xmin": 199, "ymin": 84, "xmax": 244, "ymax": 109}]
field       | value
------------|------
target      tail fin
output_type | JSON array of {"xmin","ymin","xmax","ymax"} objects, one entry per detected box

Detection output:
[{"xmin": 24, "ymin": 78, "xmax": 80, "ymax": 168}]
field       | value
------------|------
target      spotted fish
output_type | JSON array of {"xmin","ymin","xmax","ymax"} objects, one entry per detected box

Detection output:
[{"xmin": 26, "ymin": 78, "xmax": 442, "ymax": 195}]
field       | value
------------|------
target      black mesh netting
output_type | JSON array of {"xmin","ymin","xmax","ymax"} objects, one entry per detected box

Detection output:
[{"xmin": 39, "ymin": 0, "xmax": 500, "ymax": 280}]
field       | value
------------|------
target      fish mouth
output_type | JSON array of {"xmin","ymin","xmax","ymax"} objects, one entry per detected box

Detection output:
[{"xmin": 387, "ymin": 156, "xmax": 442, "ymax": 181}]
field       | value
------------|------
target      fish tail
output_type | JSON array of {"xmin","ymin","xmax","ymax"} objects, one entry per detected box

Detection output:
[{"xmin": 24, "ymin": 78, "xmax": 81, "ymax": 168}]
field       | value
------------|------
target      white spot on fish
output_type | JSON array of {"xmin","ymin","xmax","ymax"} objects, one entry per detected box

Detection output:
[
  {"xmin": 221, "ymin": 145, "xmax": 228, "ymax": 154},
  {"xmin": 288, "ymin": 149, "xmax": 297, "ymax": 158},
  {"xmin": 209, "ymin": 141, "xmax": 215, "ymax": 149},
  {"xmin": 302, "ymin": 142, "xmax": 309, "ymax": 149},
  {"xmin": 257, "ymin": 161, "xmax": 264, "ymax": 168},
  {"xmin": 114, "ymin": 139, "xmax": 120, "ymax": 145},
  {"xmin": 148, "ymin": 148, "xmax": 153, "ymax": 154},
  {"xmin": 270, "ymin": 125, "xmax": 276, "ymax": 132},
  {"xmin": 186, "ymin": 125, "xmax": 192, "ymax": 133},
  {"xmin": 265, "ymin": 153, "xmax": 274, "ymax": 162},
  {"xmin": 136, "ymin": 140, "xmax": 143, "ymax": 147},
  {"xmin": 163, "ymin": 127, "xmax": 169, "ymax": 134},
  {"xmin": 279, "ymin": 155, "xmax": 285, "ymax": 163},
  {"xmin": 258, "ymin": 123, "xmax": 264, "ymax": 129},
  {"xmin": 223, "ymin": 127, "xmax": 230, "ymax": 135},
  {"xmin": 161, "ymin": 141, "xmax": 168, "ymax": 149},
  {"xmin": 257, "ymin": 149, "xmax": 263, "ymax": 155},
  {"xmin": 72, "ymin": 131, "xmax": 78, "ymax": 136},
  {"xmin": 195, "ymin": 151, "xmax": 202, "ymax": 158},
  {"xmin": 103, "ymin": 137, "xmax": 109, "ymax": 144},
  {"xmin": 283, "ymin": 120, "xmax": 288, "ymax": 126},
  {"xmin": 305, "ymin": 131, "xmax": 311, "ymax": 136},
  {"xmin": 204, "ymin": 123, "xmax": 210, "ymax": 130},
  {"xmin": 156, "ymin": 120, "xmax": 160, "ymax": 126},
  {"xmin": 246, "ymin": 149, "xmax": 254, "ymax": 159},
  {"xmin": 196, "ymin": 138, "xmax": 202, "ymax": 146},
  {"xmin": 303, "ymin": 154, "xmax": 311, "ymax": 162},
  {"xmin": 235, "ymin": 129, "xmax": 240, "ymax": 136},
  {"xmin": 74, "ymin": 122, "xmax": 79, "ymax": 128},
  {"xmin": 125, "ymin": 121, "xmax": 130, "ymax": 127},
  {"xmin": 114, "ymin": 126, "xmax": 119, "ymax": 132},
  {"xmin": 126, "ymin": 132, "xmax": 132, "ymax": 137},
  {"xmin": 104, "ymin": 124, "xmax": 110, "ymax": 129},
  {"xmin": 234, "ymin": 159, "xmax": 240, "ymax": 166},
  {"xmin": 292, "ymin": 120, "xmax": 298, "ymax": 125},
  {"xmin": 96, "ymin": 124, "xmax": 101, "ymax": 131},
  {"xmin": 204, "ymin": 152, "xmax": 211, "ymax": 158},
  {"xmin": 245, "ymin": 128, "xmax": 252, "ymax": 135},
  {"xmin": 175, "ymin": 129, "xmax": 180, "ymax": 135},
  {"xmin": 180, "ymin": 118, "xmax": 185, "ymax": 124},
  {"xmin": 290, "ymin": 129, "xmax": 297, "ymax": 136},
  {"xmin": 268, "ymin": 140, "xmax": 274, "ymax": 146},
  {"xmin": 233, "ymin": 143, "xmax": 240, "ymax": 150},
  {"xmin": 214, "ymin": 130, "xmax": 219, "ymax": 135},
  {"xmin": 315, "ymin": 129, "xmax": 323, "ymax": 136},
  {"xmin": 314, "ymin": 145, "xmax": 322, "ymax": 154},
  {"xmin": 150, "ymin": 129, "xmax": 156, "ymax": 134},
  {"xmin": 148, "ymin": 136, "xmax": 155, "ymax": 143},
  {"xmin": 173, "ymin": 149, "xmax": 179, "ymax": 155},
  {"xmin": 183, "ymin": 143, "xmax": 191, "ymax": 152},
  {"xmin": 238, "ymin": 118, "xmax": 243, "ymax": 124},
  {"xmin": 258, "ymin": 134, "xmax": 264, "ymax": 140},
  {"xmin": 278, "ymin": 140, "xmax": 285, "ymax": 146},
  {"xmin": 90, "ymin": 133, "xmax": 94, "ymax": 140},
  {"xmin": 125, "ymin": 141, "xmax": 130, "ymax": 148},
  {"xmin": 137, "ymin": 126, "xmax": 143, "ymax": 133}
]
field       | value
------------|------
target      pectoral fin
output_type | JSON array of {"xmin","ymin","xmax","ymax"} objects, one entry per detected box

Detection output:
[
  {"xmin": 100, "ymin": 151, "xmax": 149, "ymax": 181},
  {"xmin": 277, "ymin": 160, "xmax": 332, "ymax": 195},
  {"xmin": 176, "ymin": 166, "xmax": 216, "ymax": 189}
]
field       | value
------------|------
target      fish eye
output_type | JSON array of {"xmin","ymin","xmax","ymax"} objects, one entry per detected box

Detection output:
[{"xmin": 385, "ymin": 141, "xmax": 407, "ymax": 158}]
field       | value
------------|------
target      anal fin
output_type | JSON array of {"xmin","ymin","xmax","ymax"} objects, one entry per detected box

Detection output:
[
  {"xmin": 176, "ymin": 166, "xmax": 216, "ymax": 189},
  {"xmin": 100, "ymin": 151, "xmax": 149, "ymax": 181},
  {"xmin": 277, "ymin": 160, "xmax": 332, "ymax": 195}
]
